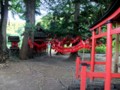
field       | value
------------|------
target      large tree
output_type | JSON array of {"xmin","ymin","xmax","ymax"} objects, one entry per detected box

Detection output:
[
  {"xmin": 41, "ymin": 0, "xmax": 113, "ymax": 38},
  {"xmin": 20, "ymin": 0, "xmax": 36, "ymax": 59},
  {"xmin": 73, "ymin": 0, "xmax": 80, "ymax": 31},
  {"xmin": 0, "ymin": 0, "xmax": 8, "ymax": 52},
  {"xmin": 68, "ymin": 0, "xmax": 80, "ymax": 59}
]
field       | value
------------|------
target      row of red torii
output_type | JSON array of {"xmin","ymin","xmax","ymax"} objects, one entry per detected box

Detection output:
[
  {"xmin": 75, "ymin": 0, "xmax": 120, "ymax": 90},
  {"xmin": 28, "ymin": 36, "xmax": 92, "ymax": 54},
  {"xmin": 28, "ymin": 0, "xmax": 120, "ymax": 90}
]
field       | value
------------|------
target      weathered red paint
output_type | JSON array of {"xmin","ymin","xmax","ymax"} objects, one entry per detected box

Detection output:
[{"xmin": 76, "ymin": 4, "xmax": 120, "ymax": 90}]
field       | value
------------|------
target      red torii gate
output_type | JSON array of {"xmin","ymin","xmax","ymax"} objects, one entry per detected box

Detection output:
[{"xmin": 76, "ymin": 0, "xmax": 120, "ymax": 90}]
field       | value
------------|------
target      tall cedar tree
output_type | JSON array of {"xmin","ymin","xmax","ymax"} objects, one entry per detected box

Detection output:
[
  {"xmin": 20, "ymin": 0, "xmax": 36, "ymax": 59},
  {"xmin": 0, "ymin": 0, "xmax": 8, "ymax": 52}
]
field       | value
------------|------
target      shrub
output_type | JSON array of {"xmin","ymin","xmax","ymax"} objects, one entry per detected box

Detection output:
[
  {"xmin": 78, "ymin": 45, "xmax": 106, "ymax": 54},
  {"xmin": 95, "ymin": 45, "xmax": 106, "ymax": 54},
  {"xmin": 79, "ymin": 49, "xmax": 91, "ymax": 53}
]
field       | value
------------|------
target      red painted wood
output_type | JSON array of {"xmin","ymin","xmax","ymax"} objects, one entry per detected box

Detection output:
[
  {"xmin": 112, "ymin": 73, "xmax": 120, "ymax": 78},
  {"xmin": 87, "ymin": 72, "xmax": 105, "ymax": 78},
  {"xmin": 111, "ymin": 27, "xmax": 120, "ymax": 35},
  {"xmin": 98, "ymin": 27, "xmax": 102, "ymax": 33},
  {"xmin": 76, "ymin": 6, "xmax": 120, "ymax": 90},
  {"xmin": 94, "ymin": 32, "xmax": 107, "ymax": 39},
  {"xmin": 76, "ymin": 57, "xmax": 81, "ymax": 79},
  {"xmin": 90, "ymin": 31, "xmax": 96, "ymax": 80},
  {"xmin": 52, "ymin": 40, "xmax": 91, "ymax": 53},
  {"xmin": 105, "ymin": 23, "xmax": 112, "ymax": 90},
  {"xmin": 90, "ymin": 8, "xmax": 120, "ymax": 30},
  {"xmin": 80, "ymin": 66, "xmax": 87, "ymax": 90},
  {"xmin": 95, "ymin": 61, "xmax": 106, "ymax": 65}
]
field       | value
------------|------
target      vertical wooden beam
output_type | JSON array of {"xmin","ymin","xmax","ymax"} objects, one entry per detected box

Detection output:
[
  {"xmin": 105, "ymin": 22, "xmax": 112, "ymax": 90},
  {"xmin": 76, "ymin": 57, "xmax": 81, "ymax": 78},
  {"xmin": 80, "ymin": 65, "xmax": 87, "ymax": 90},
  {"xmin": 98, "ymin": 27, "xmax": 101, "ymax": 34},
  {"xmin": 90, "ymin": 31, "xmax": 96, "ymax": 81}
]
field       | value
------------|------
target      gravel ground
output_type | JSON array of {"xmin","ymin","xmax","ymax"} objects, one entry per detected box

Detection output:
[
  {"xmin": 0, "ymin": 54, "xmax": 76, "ymax": 90},
  {"xmin": 0, "ymin": 53, "xmax": 118, "ymax": 90}
]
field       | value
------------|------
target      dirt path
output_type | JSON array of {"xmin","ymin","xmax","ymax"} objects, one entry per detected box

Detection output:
[{"xmin": 0, "ymin": 54, "xmax": 76, "ymax": 90}]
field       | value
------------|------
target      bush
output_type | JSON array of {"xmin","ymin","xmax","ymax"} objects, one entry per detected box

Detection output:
[
  {"xmin": 78, "ymin": 45, "xmax": 106, "ymax": 54},
  {"xmin": 95, "ymin": 45, "xmax": 106, "ymax": 54},
  {"xmin": 79, "ymin": 49, "xmax": 91, "ymax": 53}
]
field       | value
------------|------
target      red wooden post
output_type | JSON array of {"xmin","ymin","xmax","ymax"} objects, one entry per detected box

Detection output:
[
  {"xmin": 98, "ymin": 27, "xmax": 101, "ymax": 33},
  {"xmin": 75, "ymin": 57, "xmax": 81, "ymax": 78},
  {"xmin": 80, "ymin": 64, "xmax": 87, "ymax": 90},
  {"xmin": 105, "ymin": 22, "xmax": 112, "ymax": 90},
  {"xmin": 90, "ymin": 31, "xmax": 96, "ymax": 81}
]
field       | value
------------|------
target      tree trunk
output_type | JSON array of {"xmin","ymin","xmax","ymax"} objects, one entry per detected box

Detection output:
[
  {"xmin": 74, "ymin": 2, "xmax": 80, "ymax": 31},
  {"xmin": 113, "ymin": 34, "xmax": 119, "ymax": 73},
  {"xmin": 20, "ymin": 0, "xmax": 36, "ymax": 60},
  {"xmin": 0, "ymin": 0, "xmax": 8, "ymax": 52},
  {"xmin": 69, "ymin": 1, "xmax": 80, "ymax": 60},
  {"xmin": 0, "ymin": 1, "xmax": 3, "ymax": 51},
  {"xmin": 0, "ymin": 0, "xmax": 9, "ymax": 63}
]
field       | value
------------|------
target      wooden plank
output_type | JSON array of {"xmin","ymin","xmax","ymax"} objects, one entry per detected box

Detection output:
[
  {"xmin": 111, "ymin": 27, "xmax": 120, "ymax": 35},
  {"xmin": 94, "ymin": 32, "xmax": 107, "ymax": 39}
]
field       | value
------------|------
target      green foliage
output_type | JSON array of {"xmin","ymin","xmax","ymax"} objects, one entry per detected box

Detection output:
[
  {"xmin": 40, "ymin": 0, "xmax": 113, "ymax": 39},
  {"xmin": 40, "ymin": 13, "xmax": 53, "ymax": 29},
  {"xmin": 8, "ymin": 0, "xmax": 114, "ymax": 40},
  {"xmin": 79, "ymin": 45, "xmax": 106, "ymax": 54},
  {"xmin": 7, "ymin": 21, "xmax": 25, "ymax": 48},
  {"xmin": 10, "ymin": 0, "xmax": 41, "ymax": 20},
  {"xmin": 9, "ymin": 0, "xmax": 25, "ymax": 19},
  {"xmin": 79, "ymin": 49, "xmax": 91, "ymax": 53},
  {"xmin": 9, "ymin": 0, "xmax": 113, "ymax": 40},
  {"xmin": 95, "ymin": 45, "xmax": 106, "ymax": 54}
]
